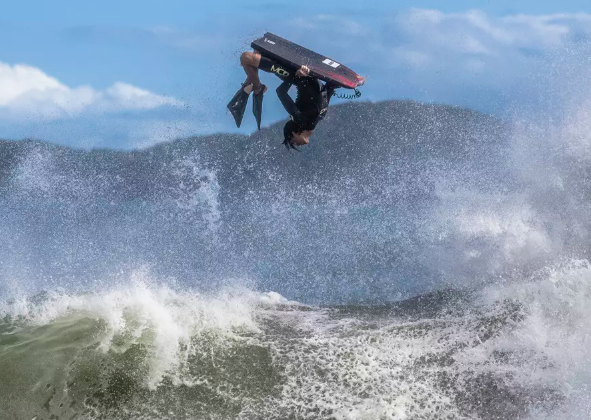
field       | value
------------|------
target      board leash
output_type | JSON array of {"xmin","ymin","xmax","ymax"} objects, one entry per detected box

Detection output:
[{"xmin": 333, "ymin": 88, "xmax": 362, "ymax": 100}]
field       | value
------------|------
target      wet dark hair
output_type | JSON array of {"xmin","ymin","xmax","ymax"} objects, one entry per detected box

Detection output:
[{"xmin": 282, "ymin": 120, "xmax": 302, "ymax": 150}]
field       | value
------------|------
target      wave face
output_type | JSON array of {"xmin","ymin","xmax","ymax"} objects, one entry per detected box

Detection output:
[
  {"xmin": 1, "ymin": 100, "xmax": 591, "ymax": 418},
  {"xmin": 1, "ymin": 268, "xmax": 590, "ymax": 420}
]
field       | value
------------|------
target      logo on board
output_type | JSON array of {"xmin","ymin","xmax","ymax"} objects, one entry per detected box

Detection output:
[{"xmin": 322, "ymin": 58, "xmax": 340, "ymax": 68}]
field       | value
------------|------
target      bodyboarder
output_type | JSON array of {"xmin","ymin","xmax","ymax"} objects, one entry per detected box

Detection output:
[{"xmin": 228, "ymin": 51, "xmax": 355, "ymax": 149}]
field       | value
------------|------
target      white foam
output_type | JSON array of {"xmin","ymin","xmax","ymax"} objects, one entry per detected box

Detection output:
[
  {"xmin": 474, "ymin": 260, "xmax": 591, "ymax": 418},
  {"xmin": 257, "ymin": 291, "xmax": 298, "ymax": 305}
]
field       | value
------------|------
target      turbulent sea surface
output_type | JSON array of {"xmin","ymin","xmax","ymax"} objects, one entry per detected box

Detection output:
[{"xmin": 1, "ymin": 101, "xmax": 591, "ymax": 419}]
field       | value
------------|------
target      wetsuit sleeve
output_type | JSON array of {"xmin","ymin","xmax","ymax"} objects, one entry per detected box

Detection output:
[{"xmin": 276, "ymin": 81, "xmax": 302, "ymax": 119}]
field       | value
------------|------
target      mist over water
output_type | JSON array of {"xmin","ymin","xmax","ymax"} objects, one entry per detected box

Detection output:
[
  {"xmin": 0, "ymin": 101, "xmax": 511, "ymax": 303},
  {"xmin": 1, "ymin": 96, "xmax": 591, "ymax": 418}
]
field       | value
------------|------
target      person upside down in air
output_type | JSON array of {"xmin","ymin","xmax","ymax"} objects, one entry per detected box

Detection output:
[{"xmin": 229, "ymin": 51, "xmax": 361, "ymax": 149}]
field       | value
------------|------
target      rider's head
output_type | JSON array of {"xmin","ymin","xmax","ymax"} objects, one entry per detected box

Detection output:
[{"xmin": 283, "ymin": 120, "xmax": 311, "ymax": 150}]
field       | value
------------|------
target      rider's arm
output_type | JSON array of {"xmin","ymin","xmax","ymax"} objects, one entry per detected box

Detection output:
[{"xmin": 276, "ymin": 81, "xmax": 302, "ymax": 119}]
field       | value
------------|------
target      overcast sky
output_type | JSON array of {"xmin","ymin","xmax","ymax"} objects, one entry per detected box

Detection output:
[{"xmin": 1, "ymin": 0, "xmax": 591, "ymax": 149}]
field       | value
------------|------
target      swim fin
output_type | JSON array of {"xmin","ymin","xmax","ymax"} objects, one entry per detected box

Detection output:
[
  {"xmin": 227, "ymin": 84, "xmax": 251, "ymax": 128},
  {"xmin": 252, "ymin": 85, "xmax": 266, "ymax": 130}
]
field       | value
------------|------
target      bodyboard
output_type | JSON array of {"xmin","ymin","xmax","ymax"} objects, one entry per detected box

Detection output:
[{"xmin": 251, "ymin": 33, "xmax": 363, "ymax": 89}]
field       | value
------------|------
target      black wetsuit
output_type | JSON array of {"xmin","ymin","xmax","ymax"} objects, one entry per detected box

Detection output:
[{"xmin": 258, "ymin": 56, "xmax": 336, "ymax": 131}]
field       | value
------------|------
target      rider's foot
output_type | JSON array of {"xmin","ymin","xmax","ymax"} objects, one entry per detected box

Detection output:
[
  {"xmin": 243, "ymin": 83, "xmax": 254, "ymax": 94},
  {"xmin": 253, "ymin": 84, "xmax": 267, "ymax": 95}
]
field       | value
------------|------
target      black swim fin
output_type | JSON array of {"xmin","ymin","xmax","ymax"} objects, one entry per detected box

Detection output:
[
  {"xmin": 252, "ymin": 85, "xmax": 266, "ymax": 130},
  {"xmin": 227, "ymin": 85, "xmax": 251, "ymax": 128}
]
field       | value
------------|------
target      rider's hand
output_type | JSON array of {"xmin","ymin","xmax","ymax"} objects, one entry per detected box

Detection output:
[{"xmin": 296, "ymin": 65, "xmax": 310, "ymax": 77}]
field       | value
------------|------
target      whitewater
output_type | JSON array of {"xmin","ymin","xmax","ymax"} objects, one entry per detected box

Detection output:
[{"xmin": 1, "ymin": 97, "xmax": 591, "ymax": 419}]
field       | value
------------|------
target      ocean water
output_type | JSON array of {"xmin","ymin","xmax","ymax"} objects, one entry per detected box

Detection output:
[{"xmin": 1, "ymin": 101, "xmax": 591, "ymax": 419}]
